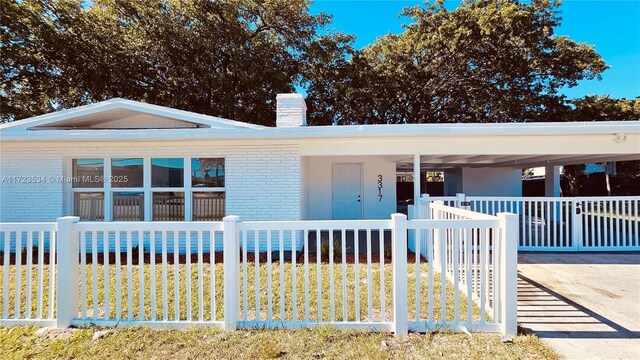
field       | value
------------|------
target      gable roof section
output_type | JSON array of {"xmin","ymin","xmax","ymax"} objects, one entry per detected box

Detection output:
[{"xmin": 0, "ymin": 98, "xmax": 265, "ymax": 131}]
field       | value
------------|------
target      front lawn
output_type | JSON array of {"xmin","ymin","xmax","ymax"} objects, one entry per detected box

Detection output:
[
  {"xmin": 1, "ymin": 253, "xmax": 558, "ymax": 359},
  {"xmin": 1, "ymin": 325, "xmax": 557, "ymax": 359}
]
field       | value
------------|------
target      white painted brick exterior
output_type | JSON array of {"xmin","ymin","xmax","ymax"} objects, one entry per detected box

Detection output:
[
  {"xmin": 299, "ymin": 156, "xmax": 309, "ymax": 220},
  {"xmin": 276, "ymin": 94, "xmax": 307, "ymax": 127},
  {"xmin": 0, "ymin": 141, "xmax": 305, "ymax": 222},
  {"xmin": 0, "ymin": 151, "xmax": 65, "ymax": 221}
]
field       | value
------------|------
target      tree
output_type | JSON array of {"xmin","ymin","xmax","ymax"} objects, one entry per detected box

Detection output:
[
  {"xmin": 562, "ymin": 95, "xmax": 639, "ymax": 195},
  {"xmin": 563, "ymin": 95, "xmax": 640, "ymax": 121},
  {"xmin": 1, "ymin": 0, "xmax": 351, "ymax": 125},
  {"xmin": 312, "ymin": 0, "xmax": 608, "ymax": 125}
]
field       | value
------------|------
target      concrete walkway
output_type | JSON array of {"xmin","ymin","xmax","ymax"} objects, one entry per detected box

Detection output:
[{"xmin": 518, "ymin": 253, "xmax": 640, "ymax": 360}]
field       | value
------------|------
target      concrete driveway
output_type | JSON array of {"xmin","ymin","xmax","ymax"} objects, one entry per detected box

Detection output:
[{"xmin": 518, "ymin": 253, "xmax": 640, "ymax": 360}]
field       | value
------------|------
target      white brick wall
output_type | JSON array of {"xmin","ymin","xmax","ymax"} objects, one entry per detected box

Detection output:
[
  {"xmin": 0, "ymin": 150, "xmax": 65, "ymax": 221},
  {"xmin": 276, "ymin": 94, "xmax": 306, "ymax": 127},
  {"xmin": 299, "ymin": 156, "xmax": 309, "ymax": 220},
  {"xmin": 0, "ymin": 141, "xmax": 305, "ymax": 222}
]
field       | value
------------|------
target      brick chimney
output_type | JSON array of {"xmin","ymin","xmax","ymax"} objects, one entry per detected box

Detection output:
[{"xmin": 276, "ymin": 93, "xmax": 307, "ymax": 127}]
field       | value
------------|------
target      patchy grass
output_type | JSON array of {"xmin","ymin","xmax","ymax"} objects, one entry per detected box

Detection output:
[
  {"xmin": 1, "ymin": 254, "xmax": 558, "ymax": 359},
  {"xmin": 1, "ymin": 326, "xmax": 558, "ymax": 360},
  {"xmin": 1, "ymin": 254, "xmax": 483, "ymax": 323}
]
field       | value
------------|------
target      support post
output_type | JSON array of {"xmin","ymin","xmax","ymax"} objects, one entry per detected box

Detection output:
[
  {"xmin": 56, "ymin": 216, "xmax": 80, "ymax": 328},
  {"xmin": 497, "ymin": 213, "xmax": 518, "ymax": 336},
  {"xmin": 413, "ymin": 154, "xmax": 421, "ymax": 206},
  {"xmin": 223, "ymin": 215, "xmax": 240, "ymax": 330},
  {"xmin": 391, "ymin": 213, "xmax": 408, "ymax": 337},
  {"xmin": 544, "ymin": 165, "xmax": 560, "ymax": 197}
]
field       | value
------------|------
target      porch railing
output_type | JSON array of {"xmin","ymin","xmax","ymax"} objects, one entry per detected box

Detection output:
[
  {"xmin": 0, "ymin": 210, "xmax": 518, "ymax": 337},
  {"xmin": 417, "ymin": 194, "xmax": 640, "ymax": 251}
]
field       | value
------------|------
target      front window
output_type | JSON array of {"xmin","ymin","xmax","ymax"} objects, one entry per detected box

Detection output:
[
  {"xmin": 152, "ymin": 158, "xmax": 184, "ymax": 187},
  {"xmin": 72, "ymin": 159, "xmax": 104, "ymax": 188},
  {"xmin": 192, "ymin": 158, "xmax": 224, "ymax": 187},
  {"xmin": 113, "ymin": 192, "xmax": 144, "ymax": 221},
  {"xmin": 153, "ymin": 192, "xmax": 185, "ymax": 221},
  {"xmin": 71, "ymin": 157, "xmax": 225, "ymax": 221},
  {"xmin": 193, "ymin": 192, "xmax": 225, "ymax": 221},
  {"xmin": 74, "ymin": 192, "xmax": 105, "ymax": 221},
  {"xmin": 112, "ymin": 158, "xmax": 143, "ymax": 187}
]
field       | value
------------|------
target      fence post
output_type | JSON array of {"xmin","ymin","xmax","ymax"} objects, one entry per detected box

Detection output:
[
  {"xmin": 497, "ymin": 213, "xmax": 518, "ymax": 336},
  {"xmin": 420, "ymin": 194, "xmax": 430, "ymax": 219},
  {"xmin": 56, "ymin": 216, "xmax": 80, "ymax": 328},
  {"xmin": 432, "ymin": 201, "xmax": 443, "ymax": 270},
  {"xmin": 223, "ymin": 215, "xmax": 240, "ymax": 330},
  {"xmin": 391, "ymin": 213, "xmax": 408, "ymax": 337},
  {"xmin": 456, "ymin": 193, "xmax": 468, "ymax": 210},
  {"xmin": 571, "ymin": 200, "xmax": 583, "ymax": 250}
]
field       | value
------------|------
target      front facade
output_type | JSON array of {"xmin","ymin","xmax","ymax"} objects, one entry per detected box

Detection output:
[{"xmin": 1, "ymin": 95, "xmax": 639, "ymax": 223}]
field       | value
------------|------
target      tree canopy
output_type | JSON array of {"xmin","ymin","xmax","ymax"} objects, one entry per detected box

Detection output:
[
  {"xmin": 564, "ymin": 95, "xmax": 640, "ymax": 121},
  {"xmin": 1, "ymin": 0, "xmax": 635, "ymax": 125},
  {"xmin": 310, "ymin": 0, "xmax": 609, "ymax": 124},
  {"xmin": 1, "ymin": 0, "xmax": 352, "ymax": 125}
]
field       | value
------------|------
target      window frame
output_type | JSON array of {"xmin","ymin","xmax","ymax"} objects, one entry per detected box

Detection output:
[{"xmin": 69, "ymin": 156, "xmax": 226, "ymax": 221}]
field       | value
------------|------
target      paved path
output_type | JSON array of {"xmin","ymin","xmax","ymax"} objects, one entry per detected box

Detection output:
[{"xmin": 517, "ymin": 253, "xmax": 640, "ymax": 360}]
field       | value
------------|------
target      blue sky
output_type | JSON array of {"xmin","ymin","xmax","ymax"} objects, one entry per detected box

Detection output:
[{"xmin": 309, "ymin": 0, "xmax": 640, "ymax": 100}]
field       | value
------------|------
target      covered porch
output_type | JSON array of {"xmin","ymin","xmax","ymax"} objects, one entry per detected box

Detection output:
[{"xmin": 299, "ymin": 122, "xmax": 639, "ymax": 223}]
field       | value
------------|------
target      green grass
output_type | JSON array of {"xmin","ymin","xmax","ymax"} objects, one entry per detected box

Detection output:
[
  {"xmin": 1, "ymin": 257, "xmax": 558, "ymax": 359},
  {"xmin": 1, "ymin": 258, "xmax": 484, "ymax": 323},
  {"xmin": 1, "ymin": 326, "xmax": 558, "ymax": 360}
]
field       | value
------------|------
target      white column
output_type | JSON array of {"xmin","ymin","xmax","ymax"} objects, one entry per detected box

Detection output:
[
  {"xmin": 56, "ymin": 216, "xmax": 80, "ymax": 328},
  {"xmin": 545, "ymin": 165, "xmax": 560, "ymax": 197},
  {"xmin": 497, "ymin": 212, "xmax": 518, "ymax": 336},
  {"xmin": 223, "ymin": 215, "xmax": 240, "ymax": 330},
  {"xmin": 391, "ymin": 213, "xmax": 408, "ymax": 337},
  {"xmin": 413, "ymin": 154, "xmax": 421, "ymax": 205}
]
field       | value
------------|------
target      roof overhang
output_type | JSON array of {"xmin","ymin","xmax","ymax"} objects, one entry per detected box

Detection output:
[
  {"xmin": 1, "ymin": 99, "xmax": 638, "ymax": 168},
  {"xmin": 0, "ymin": 98, "xmax": 265, "ymax": 132}
]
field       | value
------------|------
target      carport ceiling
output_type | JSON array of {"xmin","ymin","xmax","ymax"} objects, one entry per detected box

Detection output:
[{"xmin": 394, "ymin": 153, "xmax": 640, "ymax": 170}]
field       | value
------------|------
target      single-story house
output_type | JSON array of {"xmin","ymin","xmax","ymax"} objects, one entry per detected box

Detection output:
[{"xmin": 1, "ymin": 94, "xmax": 639, "ymax": 223}]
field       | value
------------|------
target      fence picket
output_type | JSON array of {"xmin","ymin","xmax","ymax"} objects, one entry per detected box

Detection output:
[
  {"xmin": 15, "ymin": 231, "xmax": 22, "ymax": 319},
  {"xmin": 292, "ymin": 230, "xmax": 297, "ymax": 321},
  {"xmin": 104, "ymin": 231, "xmax": 110, "ymax": 320},
  {"xmin": 116, "ymin": 232, "xmax": 122, "ymax": 319},
  {"xmin": 37, "ymin": 231, "xmax": 44, "ymax": 319},
  {"xmin": 3, "ymin": 232, "xmax": 10, "ymax": 318},
  {"xmin": 92, "ymin": 231, "xmax": 98, "ymax": 320},
  {"xmin": 151, "ymin": 231, "xmax": 156, "ymax": 321},
  {"xmin": 25, "ymin": 231, "xmax": 33, "ymax": 319},
  {"xmin": 128, "ymin": 231, "xmax": 134, "ymax": 320}
]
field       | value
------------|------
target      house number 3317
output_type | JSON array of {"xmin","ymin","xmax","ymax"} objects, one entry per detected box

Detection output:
[{"xmin": 377, "ymin": 175, "xmax": 383, "ymax": 202}]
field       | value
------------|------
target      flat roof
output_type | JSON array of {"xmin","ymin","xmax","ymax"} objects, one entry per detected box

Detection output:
[{"xmin": 2, "ymin": 120, "xmax": 639, "ymax": 141}]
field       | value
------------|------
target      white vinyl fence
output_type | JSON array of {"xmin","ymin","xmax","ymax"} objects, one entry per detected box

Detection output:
[
  {"xmin": 423, "ymin": 194, "xmax": 640, "ymax": 251},
  {"xmin": 409, "ymin": 200, "xmax": 517, "ymax": 333},
  {"xmin": 0, "ymin": 210, "xmax": 517, "ymax": 337},
  {"xmin": 0, "ymin": 223, "xmax": 57, "ymax": 327}
]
